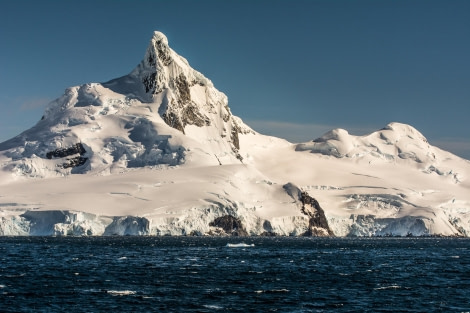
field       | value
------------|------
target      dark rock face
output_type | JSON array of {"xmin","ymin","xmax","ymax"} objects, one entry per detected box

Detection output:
[
  {"xmin": 46, "ymin": 143, "xmax": 88, "ymax": 169},
  {"xmin": 155, "ymin": 38, "xmax": 172, "ymax": 66},
  {"xmin": 230, "ymin": 125, "xmax": 243, "ymax": 162},
  {"xmin": 46, "ymin": 143, "xmax": 86, "ymax": 159},
  {"xmin": 209, "ymin": 215, "xmax": 248, "ymax": 236},
  {"xmin": 141, "ymin": 35, "xmax": 170, "ymax": 95},
  {"xmin": 162, "ymin": 109, "xmax": 184, "ymax": 133},
  {"xmin": 182, "ymin": 103, "xmax": 210, "ymax": 128},
  {"xmin": 299, "ymin": 191, "xmax": 334, "ymax": 236},
  {"xmin": 143, "ymin": 73, "xmax": 157, "ymax": 93},
  {"xmin": 230, "ymin": 126, "xmax": 240, "ymax": 150},
  {"xmin": 175, "ymin": 73, "xmax": 191, "ymax": 104},
  {"xmin": 162, "ymin": 74, "xmax": 211, "ymax": 134},
  {"xmin": 283, "ymin": 183, "xmax": 334, "ymax": 237}
]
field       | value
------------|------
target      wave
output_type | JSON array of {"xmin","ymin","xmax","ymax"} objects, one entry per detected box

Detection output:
[{"xmin": 374, "ymin": 285, "xmax": 401, "ymax": 290}]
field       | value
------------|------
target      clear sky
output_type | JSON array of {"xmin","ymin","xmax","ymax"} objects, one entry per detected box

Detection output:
[{"xmin": 1, "ymin": 0, "xmax": 469, "ymax": 159}]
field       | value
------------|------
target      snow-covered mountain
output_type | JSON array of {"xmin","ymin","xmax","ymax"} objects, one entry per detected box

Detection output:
[
  {"xmin": 1, "ymin": 31, "xmax": 469, "ymax": 237},
  {"xmin": 0, "ymin": 31, "xmax": 250, "ymax": 176}
]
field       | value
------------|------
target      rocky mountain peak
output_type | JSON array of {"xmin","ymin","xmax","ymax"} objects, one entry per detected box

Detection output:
[
  {"xmin": 128, "ymin": 31, "xmax": 251, "ymax": 159},
  {"xmin": 143, "ymin": 31, "xmax": 172, "ymax": 70},
  {"xmin": 130, "ymin": 31, "xmax": 209, "ymax": 96},
  {"xmin": 0, "ymin": 30, "xmax": 252, "ymax": 177},
  {"xmin": 152, "ymin": 31, "xmax": 169, "ymax": 45}
]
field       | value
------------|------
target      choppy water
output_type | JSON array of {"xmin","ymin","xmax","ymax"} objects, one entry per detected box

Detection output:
[{"xmin": 0, "ymin": 237, "xmax": 469, "ymax": 312}]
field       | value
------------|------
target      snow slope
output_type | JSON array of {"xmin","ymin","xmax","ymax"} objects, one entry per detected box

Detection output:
[
  {"xmin": 242, "ymin": 123, "xmax": 470, "ymax": 236},
  {"xmin": 1, "ymin": 31, "xmax": 469, "ymax": 236}
]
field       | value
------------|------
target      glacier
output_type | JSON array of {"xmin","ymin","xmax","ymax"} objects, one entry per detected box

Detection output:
[{"xmin": 0, "ymin": 31, "xmax": 469, "ymax": 237}]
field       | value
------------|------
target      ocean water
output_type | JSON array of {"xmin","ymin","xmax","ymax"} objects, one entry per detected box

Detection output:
[{"xmin": 0, "ymin": 237, "xmax": 469, "ymax": 312}]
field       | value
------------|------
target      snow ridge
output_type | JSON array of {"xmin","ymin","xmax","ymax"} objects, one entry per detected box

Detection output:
[{"xmin": 296, "ymin": 122, "xmax": 435, "ymax": 162}]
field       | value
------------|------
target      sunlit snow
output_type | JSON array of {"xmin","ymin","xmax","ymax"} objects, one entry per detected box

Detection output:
[{"xmin": 0, "ymin": 31, "xmax": 469, "ymax": 237}]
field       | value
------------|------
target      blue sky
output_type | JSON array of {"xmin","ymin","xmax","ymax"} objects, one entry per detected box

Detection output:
[{"xmin": 1, "ymin": 0, "xmax": 469, "ymax": 159}]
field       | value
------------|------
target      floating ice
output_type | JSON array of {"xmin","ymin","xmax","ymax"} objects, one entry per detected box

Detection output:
[
  {"xmin": 226, "ymin": 243, "xmax": 255, "ymax": 248},
  {"xmin": 106, "ymin": 290, "xmax": 136, "ymax": 296}
]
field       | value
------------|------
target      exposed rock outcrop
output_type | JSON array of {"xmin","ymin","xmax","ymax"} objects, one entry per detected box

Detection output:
[
  {"xmin": 283, "ymin": 183, "xmax": 334, "ymax": 236},
  {"xmin": 299, "ymin": 191, "xmax": 334, "ymax": 236},
  {"xmin": 46, "ymin": 143, "xmax": 86, "ymax": 159},
  {"xmin": 209, "ymin": 215, "xmax": 248, "ymax": 236},
  {"xmin": 46, "ymin": 143, "xmax": 88, "ymax": 169}
]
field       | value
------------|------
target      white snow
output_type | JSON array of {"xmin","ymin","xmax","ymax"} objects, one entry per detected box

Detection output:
[
  {"xmin": 0, "ymin": 31, "xmax": 469, "ymax": 237},
  {"xmin": 226, "ymin": 243, "xmax": 255, "ymax": 247}
]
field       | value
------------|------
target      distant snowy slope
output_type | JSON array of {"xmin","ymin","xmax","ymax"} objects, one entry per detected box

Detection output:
[
  {"xmin": 296, "ymin": 122, "xmax": 464, "ymax": 177},
  {"xmin": 297, "ymin": 122, "xmax": 435, "ymax": 161},
  {"xmin": 1, "ymin": 31, "xmax": 469, "ymax": 237},
  {"xmin": 245, "ymin": 122, "xmax": 470, "ymax": 237}
]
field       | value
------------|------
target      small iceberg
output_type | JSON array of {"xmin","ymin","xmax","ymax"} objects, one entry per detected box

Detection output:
[
  {"xmin": 106, "ymin": 290, "xmax": 136, "ymax": 296},
  {"xmin": 226, "ymin": 243, "xmax": 255, "ymax": 248}
]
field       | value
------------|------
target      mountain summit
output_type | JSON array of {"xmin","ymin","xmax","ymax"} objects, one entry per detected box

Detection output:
[
  {"xmin": 0, "ymin": 31, "xmax": 469, "ymax": 237},
  {"xmin": 0, "ymin": 31, "xmax": 251, "ymax": 177},
  {"xmin": 109, "ymin": 31, "xmax": 251, "ymax": 150}
]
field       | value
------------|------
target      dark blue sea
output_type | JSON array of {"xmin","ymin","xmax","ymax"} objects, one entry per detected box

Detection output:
[{"xmin": 0, "ymin": 237, "xmax": 469, "ymax": 312}]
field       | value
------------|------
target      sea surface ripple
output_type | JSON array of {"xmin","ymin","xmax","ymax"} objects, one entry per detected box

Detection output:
[{"xmin": 0, "ymin": 237, "xmax": 469, "ymax": 312}]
